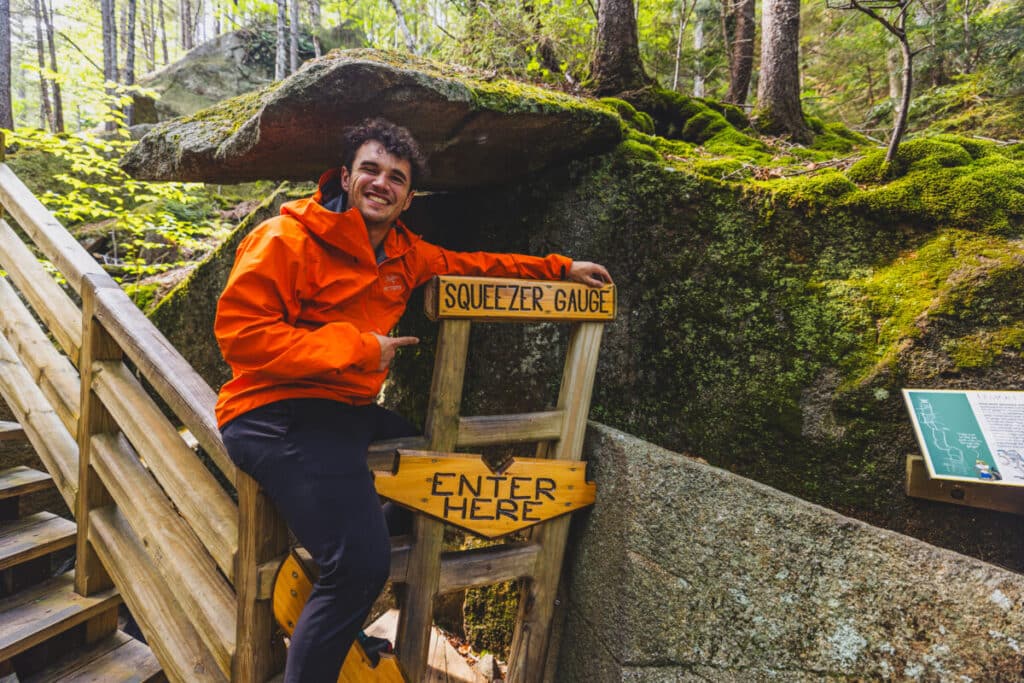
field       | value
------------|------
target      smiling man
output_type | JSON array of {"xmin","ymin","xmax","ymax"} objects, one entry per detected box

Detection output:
[{"xmin": 214, "ymin": 118, "xmax": 610, "ymax": 683}]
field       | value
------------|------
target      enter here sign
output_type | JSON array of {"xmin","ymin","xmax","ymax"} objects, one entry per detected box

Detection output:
[{"xmin": 374, "ymin": 450, "xmax": 597, "ymax": 538}]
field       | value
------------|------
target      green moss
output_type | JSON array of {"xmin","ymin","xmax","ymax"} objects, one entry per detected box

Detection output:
[
  {"xmin": 600, "ymin": 97, "xmax": 656, "ymax": 135},
  {"xmin": 681, "ymin": 111, "xmax": 729, "ymax": 144},
  {"xmin": 945, "ymin": 323, "xmax": 1024, "ymax": 368},
  {"xmin": 837, "ymin": 231, "xmax": 1024, "ymax": 382},
  {"xmin": 617, "ymin": 138, "xmax": 661, "ymax": 163},
  {"xmin": 842, "ymin": 136, "xmax": 1024, "ymax": 233},
  {"xmin": 770, "ymin": 170, "xmax": 858, "ymax": 206}
]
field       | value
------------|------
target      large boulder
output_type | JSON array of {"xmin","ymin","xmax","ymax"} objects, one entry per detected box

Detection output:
[
  {"xmin": 559, "ymin": 423, "xmax": 1024, "ymax": 680},
  {"xmin": 133, "ymin": 30, "xmax": 276, "ymax": 124},
  {"xmin": 121, "ymin": 49, "xmax": 622, "ymax": 190}
]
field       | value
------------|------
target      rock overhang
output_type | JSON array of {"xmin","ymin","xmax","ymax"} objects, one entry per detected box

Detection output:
[{"xmin": 120, "ymin": 49, "xmax": 624, "ymax": 191}]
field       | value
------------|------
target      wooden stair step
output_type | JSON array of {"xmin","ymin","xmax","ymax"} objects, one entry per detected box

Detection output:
[
  {"xmin": 0, "ymin": 466, "xmax": 52, "ymax": 500},
  {"xmin": 0, "ymin": 570, "xmax": 121, "ymax": 661},
  {"xmin": 22, "ymin": 630, "xmax": 164, "ymax": 683},
  {"xmin": 0, "ymin": 511, "xmax": 76, "ymax": 571},
  {"xmin": 0, "ymin": 421, "xmax": 26, "ymax": 442}
]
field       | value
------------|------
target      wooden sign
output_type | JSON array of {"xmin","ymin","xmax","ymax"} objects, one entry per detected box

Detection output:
[
  {"xmin": 424, "ymin": 275, "xmax": 616, "ymax": 322},
  {"xmin": 373, "ymin": 450, "xmax": 597, "ymax": 538}
]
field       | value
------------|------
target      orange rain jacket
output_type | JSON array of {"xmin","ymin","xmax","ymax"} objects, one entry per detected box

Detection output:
[{"xmin": 214, "ymin": 169, "xmax": 572, "ymax": 427}]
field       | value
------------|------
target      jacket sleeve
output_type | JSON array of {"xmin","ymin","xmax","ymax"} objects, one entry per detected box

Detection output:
[
  {"xmin": 415, "ymin": 242, "xmax": 573, "ymax": 285},
  {"xmin": 215, "ymin": 228, "xmax": 381, "ymax": 380}
]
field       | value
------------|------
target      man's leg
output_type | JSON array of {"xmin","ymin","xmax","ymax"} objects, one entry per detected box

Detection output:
[{"xmin": 222, "ymin": 399, "xmax": 391, "ymax": 683}]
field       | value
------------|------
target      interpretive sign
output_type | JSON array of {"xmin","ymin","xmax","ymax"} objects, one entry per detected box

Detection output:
[
  {"xmin": 903, "ymin": 389, "xmax": 1024, "ymax": 486},
  {"xmin": 424, "ymin": 275, "xmax": 616, "ymax": 322},
  {"xmin": 373, "ymin": 450, "xmax": 597, "ymax": 538}
]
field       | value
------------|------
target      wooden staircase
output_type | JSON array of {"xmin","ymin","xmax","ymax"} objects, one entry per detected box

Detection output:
[{"xmin": 0, "ymin": 434, "xmax": 163, "ymax": 682}]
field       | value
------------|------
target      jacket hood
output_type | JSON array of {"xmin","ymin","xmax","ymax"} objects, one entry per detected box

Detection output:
[{"xmin": 279, "ymin": 168, "xmax": 421, "ymax": 261}]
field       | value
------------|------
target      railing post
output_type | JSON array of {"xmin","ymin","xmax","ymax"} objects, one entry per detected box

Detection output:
[
  {"xmin": 234, "ymin": 473, "xmax": 288, "ymax": 682},
  {"xmin": 506, "ymin": 321, "xmax": 604, "ymax": 683},
  {"xmin": 75, "ymin": 274, "xmax": 123, "ymax": 640},
  {"xmin": 396, "ymin": 318, "xmax": 471, "ymax": 680}
]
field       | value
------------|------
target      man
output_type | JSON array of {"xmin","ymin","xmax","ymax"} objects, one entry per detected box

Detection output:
[{"xmin": 216, "ymin": 118, "xmax": 610, "ymax": 682}]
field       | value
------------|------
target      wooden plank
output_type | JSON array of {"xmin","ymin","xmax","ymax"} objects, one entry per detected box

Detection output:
[
  {"xmin": 375, "ymin": 451, "xmax": 595, "ymax": 538},
  {"xmin": 0, "ymin": 511, "xmax": 76, "ymax": 571},
  {"xmin": 0, "ymin": 421, "xmax": 26, "ymax": 442},
  {"xmin": 0, "ymin": 465, "xmax": 52, "ymax": 498},
  {"xmin": 0, "ymin": 275, "xmax": 81, "ymax": 435},
  {"xmin": 0, "ymin": 218, "xmax": 82, "ymax": 360},
  {"xmin": 91, "ymin": 433, "xmax": 236, "ymax": 671},
  {"xmin": 437, "ymin": 542, "xmax": 539, "ymax": 596},
  {"xmin": 456, "ymin": 411, "xmax": 563, "ymax": 448},
  {"xmin": 90, "ymin": 285, "xmax": 235, "ymax": 485},
  {"xmin": 91, "ymin": 360, "xmax": 237, "ymax": 580},
  {"xmin": 22, "ymin": 630, "xmax": 165, "ymax": 683},
  {"xmin": 0, "ymin": 331, "xmax": 78, "ymax": 509},
  {"xmin": 906, "ymin": 454, "xmax": 1024, "ymax": 515},
  {"xmin": 425, "ymin": 276, "xmax": 616, "ymax": 323},
  {"xmin": 89, "ymin": 505, "xmax": 227, "ymax": 682},
  {"xmin": 233, "ymin": 472, "xmax": 288, "ymax": 682},
  {"xmin": 507, "ymin": 321, "xmax": 604, "ymax": 683},
  {"xmin": 0, "ymin": 571, "xmax": 120, "ymax": 661},
  {"xmin": 76, "ymin": 275, "xmax": 119, "ymax": 599},
  {"xmin": 0, "ymin": 162, "xmax": 109, "ymax": 295},
  {"xmin": 368, "ymin": 435, "xmax": 429, "ymax": 471},
  {"xmin": 397, "ymin": 319, "xmax": 471, "ymax": 681}
]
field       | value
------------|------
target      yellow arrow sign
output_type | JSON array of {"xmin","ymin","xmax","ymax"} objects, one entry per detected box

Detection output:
[{"xmin": 373, "ymin": 450, "xmax": 596, "ymax": 538}]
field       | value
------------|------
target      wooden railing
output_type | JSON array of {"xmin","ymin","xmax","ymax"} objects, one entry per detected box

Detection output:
[{"xmin": 0, "ymin": 132, "xmax": 277, "ymax": 681}]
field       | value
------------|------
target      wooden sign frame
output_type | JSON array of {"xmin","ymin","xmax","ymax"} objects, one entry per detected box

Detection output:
[
  {"xmin": 383, "ymin": 276, "xmax": 608, "ymax": 682},
  {"xmin": 424, "ymin": 275, "xmax": 616, "ymax": 322}
]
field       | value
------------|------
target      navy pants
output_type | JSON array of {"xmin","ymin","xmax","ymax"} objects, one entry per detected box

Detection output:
[{"xmin": 221, "ymin": 398, "xmax": 416, "ymax": 683}]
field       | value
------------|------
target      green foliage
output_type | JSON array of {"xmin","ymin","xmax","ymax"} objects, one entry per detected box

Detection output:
[{"xmin": 5, "ymin": 128, "xmax": 231, "ymax": 301}]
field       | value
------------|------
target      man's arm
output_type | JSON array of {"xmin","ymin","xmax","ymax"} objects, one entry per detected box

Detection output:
[{"xmin": 418, "ymin": 245, "xmax": 611, "ymax": 287}]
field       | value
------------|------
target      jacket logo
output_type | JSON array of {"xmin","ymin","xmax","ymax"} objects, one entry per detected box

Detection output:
[{"xmin": 382, "ymin": 273, "xmax": 405, "ymax": 294}]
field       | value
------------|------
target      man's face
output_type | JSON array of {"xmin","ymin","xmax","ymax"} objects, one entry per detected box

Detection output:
[{"xmin": 340, "ymin": 141, "xmax": 414, "ymax": 232}]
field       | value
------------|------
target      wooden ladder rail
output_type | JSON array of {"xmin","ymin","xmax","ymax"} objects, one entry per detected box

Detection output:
[{"xmin": 395, "ymin": 275, "xmax": 611, "ymax": 682}]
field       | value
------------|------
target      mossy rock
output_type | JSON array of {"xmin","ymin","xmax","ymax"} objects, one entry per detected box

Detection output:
[{"xmin": 122, "ymin": 48, "xmax": 621, "ymax": 190}]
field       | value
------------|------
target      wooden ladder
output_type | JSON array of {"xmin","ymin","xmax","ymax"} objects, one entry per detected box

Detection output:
[{"xmin": 391, "ymin": 275, "xmax": 613, "ymax": 682}]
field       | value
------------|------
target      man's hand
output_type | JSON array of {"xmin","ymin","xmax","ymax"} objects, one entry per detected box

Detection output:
[
  {"xmin": 568, "ymin": 261, "xmax": 613, "ymax": 287},
  {"xmin": 373, "ymin": 332, "xmax": 419, "ymax": 371}
]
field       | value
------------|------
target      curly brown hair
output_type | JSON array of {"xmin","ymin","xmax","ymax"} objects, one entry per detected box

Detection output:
[{"xmin": 341, "ymin": 118, "xmax": 427, "ymax": 188}]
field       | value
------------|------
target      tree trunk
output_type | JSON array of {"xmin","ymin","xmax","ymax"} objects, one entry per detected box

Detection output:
[
  {"xmin": 32, "ymin": 0, "xmax": 53, "ymax": 130},
  {"xmin": 885, "ymin": 15, "xmax": 913, "ymax": 163},
  {"xmin": 124, "ymin": 0, "xmax": 136, "ymax": 126},
  {"xmin": 591, "ymin": 0, "xmax": 653, "ymax": 95},
  {"xmin": 308, "ymin": 0, "xmax": 322, "ymax": 56},
  {"xmin": 692, "ymin": 14, "xmax": 705, "ymax": 97},
  {"xmin": 672, "ymin": 0, "xmax": 693, "ymax": 91},
  {"xmin": 289, "ymin": 0, "xmax": 299, "ymax": 72},
  {"xmin": 43, "ymin": 0, "xmax": 62, "ymax": 131},
  {"xmin": 101, "ymin": 0, "xmax": 118, "ymax": 130},
  {"xmin": 725, "ymin": 0, "xmax": 755, "ymax": 105},
  {"xmin": 0, "ymin": 0, "xmax": 13, "ymax": 129},
  {"xmin": 388, "ymin": 0, "xmax": 418, "ymax": 54},
  {"xmin": 275, "ymin": 0, "xmax": 287, "ymax": 79},
  {"xmin": 159, "ymin": 0, "xmax": 168, "ymax": 64},
  {"xmin": 755, "ymin": 0, "xmax": 810, "ymax": 141},
  {"xmin": 180, "ymin": 0, "xmax": 193, "ymax": 50}
]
